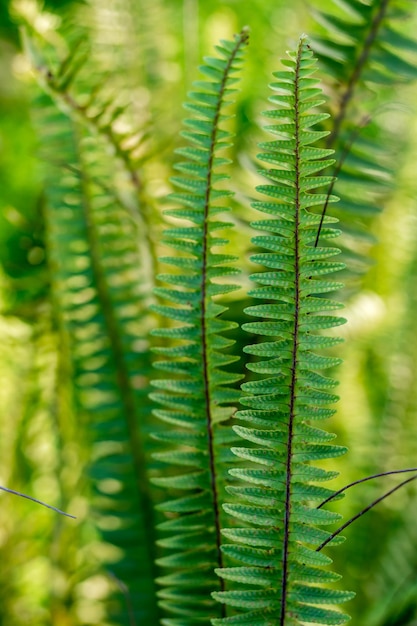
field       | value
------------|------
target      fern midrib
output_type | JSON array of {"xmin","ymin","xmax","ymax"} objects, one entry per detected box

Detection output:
[
  {"xmin": 200, "ymin": 34, "xmax": 244, "ymax": 603},
  {"xmin": 279, "ymin": 39, "xmax": 303, "ymax": 626},
  {"xmin": 327, "ymin": 0, "xmax": 390, "ymax": 148},
  {"xmin": 73, "ymin": 121, "xmax": 159, "ymax": 585}
]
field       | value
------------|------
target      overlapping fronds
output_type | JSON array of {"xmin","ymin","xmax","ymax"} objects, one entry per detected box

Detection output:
[
  {"xmin": 310, "ymin": 0, "xmax": 417, "ymax": 275},
  {"xmin": 150, "ymin": 30, "xmax": 249, "ymax": 625},
  {"xmin": 33, "ymin": 89, "xmax": 159, "ymax": 624},
  {"xmin": 213, "ymin": 37, "xmax": 354, "ymax": 625}
]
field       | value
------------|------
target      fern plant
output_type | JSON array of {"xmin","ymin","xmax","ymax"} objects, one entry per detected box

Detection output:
[{"xmin": 34, "ymin": 90, "xmax": 159, "ymax": 623}]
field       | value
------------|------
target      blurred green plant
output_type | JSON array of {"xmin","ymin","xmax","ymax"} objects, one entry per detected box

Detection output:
[{"xmin": 0, "ymin": 0, "xmax": 417, "ymax": 624}]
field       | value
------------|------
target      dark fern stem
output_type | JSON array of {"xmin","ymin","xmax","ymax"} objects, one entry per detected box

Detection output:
[
  {"xmin": 314, "ymin": 114, "xmax": 370, "ymax": 248},
  {"xmin": 0, "ymin": 485, "xmax": 75, "ymax": 519},
  {"xmin": 279, "ymin": 37, "xmax": 303, "ymax": 626},
  {"xmin": 317, "ymin": 474, "xmax": 417, "ymax": 552},
  {"xmin": 326, "ymin": 0, "xmax": 390, "ymax": 149},
  {"xmin": 318, "ymin": 467, "xmax": 417, "ymax": 509}
]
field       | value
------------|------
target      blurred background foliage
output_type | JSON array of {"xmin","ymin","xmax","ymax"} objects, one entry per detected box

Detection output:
[{"xmin": 1, "ymin": 0, "xmax": 417, "ymax": 624}]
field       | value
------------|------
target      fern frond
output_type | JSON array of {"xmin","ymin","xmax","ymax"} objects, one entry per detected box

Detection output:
[
  {"xmin": 34, "ymin": 90, "xmax": 159, "ymax": 624},
  {"xmin": 310, "ymin": 0, "xmax": 417, "ymax": 273},
  {"xmin": 150, "ymin": 29, "xmax": 249, "ymax": 625},
  {"xmin": 213, "ymin": 36, "xmax": 353, "ymax": 626},
  {"xmin": 19, "ymin": 5, "xmax": 157, "ymax": 269},
  {"xmin": 313, "ymin": 0, "xmax": 417, "ymax": 138}
]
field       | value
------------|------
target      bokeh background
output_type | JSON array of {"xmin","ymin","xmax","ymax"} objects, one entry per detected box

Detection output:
[{"xmin": 1, "ymin": 0, "xmax": 417, "ymax": 624}]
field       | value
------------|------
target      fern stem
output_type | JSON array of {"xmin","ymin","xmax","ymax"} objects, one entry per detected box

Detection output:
[
  {"xmin": 217, "ymin": 38, "xmax": 350, "ymax": 624},
  {"xmin": 279, "ymin": 36, "xmax": 303, "ymax": 626},
  {"xmin": 201, "ymin": 30, "xmax": 248, "ymax": 603},
  {"xmin": 326, "ymin": 0, "xmax": 390, "ymax": 149},
  {"xmin": 318, "ymin": 467, "xmax": 417, "ymax": 509},
  {"xmin": 317, "ymin": 474, "xmax": 417, "ymax": 552}
]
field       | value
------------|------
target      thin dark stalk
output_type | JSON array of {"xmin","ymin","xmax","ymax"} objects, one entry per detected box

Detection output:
[
  {"xmin": 279, "ymin": 38, "xmax": 302, "ymax": 626},
  {"xmin": 200, "ymin": 30, "xmax": 248, "ymax": 609},
  {"xmin": 318, "ymin": 467, "xmax": 417, "ymax": 509},
  {"xmin": 316, "ymin": 475, "xmax": 417, "ymax": 552},
  {"xmin": 0, "ymin": 485, "xmax": 76, "ymax": 519}
]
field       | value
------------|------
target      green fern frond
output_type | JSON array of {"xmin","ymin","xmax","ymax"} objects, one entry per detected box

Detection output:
[
  {"xmin": 150, "ymin": 29, "xmax": 249, "ymax": 625},
  {"xmin": 213, "ymin": 36, "xmax": 353, "ymax": 626},
  {"xmin": 310, "ymin": 0, "xmax": 417, "ymax": 273},
  {"xmin": 34, "ymin": 91, "xmax": 159, "ymax": 625}
]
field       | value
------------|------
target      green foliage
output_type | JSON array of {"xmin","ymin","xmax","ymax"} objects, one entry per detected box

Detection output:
[
  {"xmin": 34, "ymin": 89, "xmax": 159, "ymax": 623},
  {"xmin": 312, "ymin": 0, "xmax": 417, "ymax": 278},
  {"xmin": 1, "ymin": 1, "xmax": 417, "ymax": 625},
  {"xmin": 19, "ymin": 7, "xmax": 162, "ymax": 621}
]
